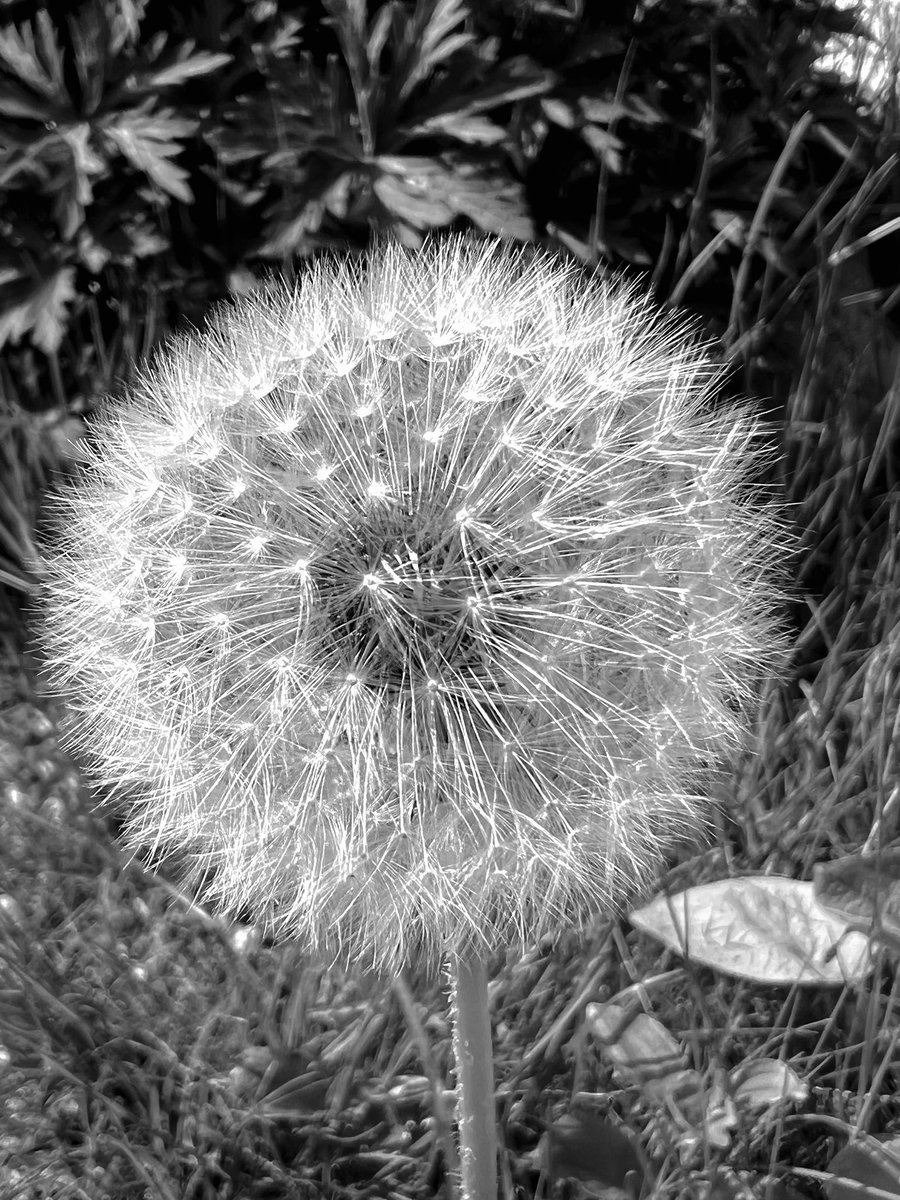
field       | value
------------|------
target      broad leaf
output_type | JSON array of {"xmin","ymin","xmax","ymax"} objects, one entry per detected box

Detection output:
[
  {"xmin": 629, "ymin": 877, "xmax": 873, "ymax": 985},
  {"xmin": 585, "ymin": 1002, "xmax": 737, "ymax": 1152},
  {"xmin": 101, "ymin": 108, "xmax": 196, "ymax": 203},
  {"xmin": 825, "ymin": 1137, "xmax": 900, "ymax": 1200},
  {"xmin": 584, "ymin": 1002, "xmax": 686, "ymax": 1086}
]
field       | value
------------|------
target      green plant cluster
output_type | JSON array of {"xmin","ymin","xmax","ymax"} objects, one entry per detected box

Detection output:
[{"xmin": 0, "ymin": 0, "xmax": 883, "ymax": 410}]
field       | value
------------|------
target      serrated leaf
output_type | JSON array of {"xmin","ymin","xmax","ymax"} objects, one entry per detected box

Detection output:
[
  {"xmin": 374, "ymin": 170, "xmax": 455, "ymax": 228},
  {"xmin": 0, "ymin": 12, "xmax": 67, "ymax": 103},
  {"xmin": 629, "ymin": 877, "xmax": 873, "ymax": 986},
  {"xmin": 259, "ymin": 199, "xmax": 328, "ymax": 258},
  {"xmin": 585, "ymin": 1002, "xmax": 687, "ymax": 1086},
  {"xmin": 825, "ymin": 1137, "xmax": 900, "ymax": 1199},
  {"xmin": 61, "ymin": 122, "xmax": 105, "ymax": 206},
  {"xmin": 264, "ymin": 15, "xmax": 305, "ymax": 61},
  {"xmin": 374, "ymin": 153, "xmax": 532, "ymax": 238},
  {"xmin": 0, "ymin": 81, "xmax": 54, "ymax": 120},
  {"xmin": 443, "ymin": 171, "xmax": 533, "ymax": 238},
  {"xmin": 730, "ymin": 1059, "xmax": 808, "ymax": 1111},
  {"xmin": 0, "ymin": 266, "xmax": 76, "ymax": 353},
  {"xmin": 101, "ymin": 109, "xmax": 196, "ymax": 203},
  {"xmin": 542, "ymin": 1109, "xmax": 648, "ymax": 1192},
  {"xmin": 410, "ymin": 112, "xmax": 506, "ymax": 144},
  {"xmin": 140, "ymin": 48, "xmax": 232, "ymax": 91},
  {"xmin": 109, "ymin": 0, "xmax": 144, "ymax": 54},
  {"xmin": 387, "ymin": 0, "xmax": 476, "ymax": 104},
  {"xmin": 406, "ymin": 55, "xmax": 554, "ymax": 129}
]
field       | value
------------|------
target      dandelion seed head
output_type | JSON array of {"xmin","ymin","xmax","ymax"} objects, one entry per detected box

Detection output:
[
  {"xmin": 38, "ymin": 235, "xmax": 793, "ymax": 974},
  {"xmin": 166, "ymin": 552, "xmax": 188, "ymax": 580},
  {"xmin": 366, "ymin": 479, "xmax": 390, "ymax": 501}
]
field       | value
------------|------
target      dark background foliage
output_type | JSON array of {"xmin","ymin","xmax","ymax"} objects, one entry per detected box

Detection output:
[{"xmin": 0, "ymin": 0, "xmax": 891, "ymax": 416}]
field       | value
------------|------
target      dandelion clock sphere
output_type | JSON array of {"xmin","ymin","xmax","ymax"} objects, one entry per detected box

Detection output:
[
  {"xmin": 39, "ymin": 236, "xmax": 789, "ymax": 965},
  {"xmin": 39, "ymin": 236, "xmax": 789, "ymax": 1195}
]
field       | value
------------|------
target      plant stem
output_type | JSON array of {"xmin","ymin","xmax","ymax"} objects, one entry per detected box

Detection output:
[
  {"xmin": 393, "ymin": 972, "xmax": 459, "ymax": 1184},
  {"xmin": 449, "ymin": 948, "xmax": 497, "ymax": 1200}
]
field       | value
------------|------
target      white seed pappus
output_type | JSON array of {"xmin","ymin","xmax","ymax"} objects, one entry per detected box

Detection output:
[{"xmin": 38, "ymin": 236, "xmax": 792, "ymax": 972}]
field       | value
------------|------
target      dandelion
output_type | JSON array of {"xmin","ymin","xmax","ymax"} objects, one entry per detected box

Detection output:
[{"xmin": 38, "ymin": 235, "xmax": 791, "ymax": 1198}]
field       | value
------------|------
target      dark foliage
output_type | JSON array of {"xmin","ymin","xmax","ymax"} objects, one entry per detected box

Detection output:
[{"xmin": 0, "ymin": 0, "xmax": 886, "ymax": 397}]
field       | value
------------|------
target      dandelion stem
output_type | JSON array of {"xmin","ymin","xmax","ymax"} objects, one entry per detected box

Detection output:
[{"xmin": 450, "ymin": 948, "xmax": 497, "ymax": 1200}]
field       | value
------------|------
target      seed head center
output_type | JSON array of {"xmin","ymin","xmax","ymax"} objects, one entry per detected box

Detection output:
[{"xmin": 315, "ymin": 512, "xmax": 510, "ymax": 691}]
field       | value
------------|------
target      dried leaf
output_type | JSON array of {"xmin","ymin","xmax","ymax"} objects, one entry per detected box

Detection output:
[
  {"xmin": 629, "ymin": 877, "xmax": 873, "ymax": 986},
  {"xmin": 730, "ymin": 1059, "xmax": 808, "ymax": 1111},
  {"xmin": 584, "ymin": 1002, "xmax": 686, "ymax": 1087},
  {"xmin": 585, "ymin": 1003, "xmax": 737, "ymax": 1152}
]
